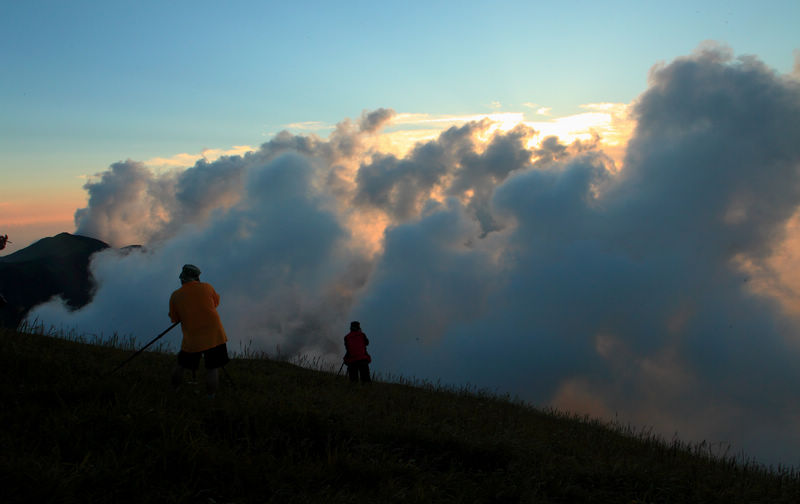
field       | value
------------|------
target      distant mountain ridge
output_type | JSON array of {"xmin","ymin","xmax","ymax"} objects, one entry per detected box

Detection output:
[{"xmin": 0, "ymin": 232, "xmax": 109, "ymax": 328}]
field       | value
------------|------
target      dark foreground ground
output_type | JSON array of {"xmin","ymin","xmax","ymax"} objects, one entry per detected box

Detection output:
[{"xmin": 2, "ymin": 327, "xmax": 799, "ymax": 503}]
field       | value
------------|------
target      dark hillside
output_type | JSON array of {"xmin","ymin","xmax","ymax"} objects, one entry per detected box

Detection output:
[
  {"xmin": 0, "ymin": 232, "xmax": 109, "ymax": 328},
  {"xmin": 2, "ymin": 327, "xmax": 799, "ymax": 503}
]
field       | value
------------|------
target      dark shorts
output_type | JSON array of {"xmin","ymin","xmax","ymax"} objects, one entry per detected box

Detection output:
[
  {"xmin": 346, "ymin": 359, "xmax": 371, "ymax": 383},
  {"xmin": 177, "ymin": 343, "xmax": 229, "ymax": 370}
]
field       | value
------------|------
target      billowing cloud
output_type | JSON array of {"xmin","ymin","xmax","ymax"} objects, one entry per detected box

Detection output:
[
  {"xmin": 42, "ymin": 151, "xmax": 361, "ymax": 356},
  {"xmin": 74, "ymin": 160, "xmax": 177, "ymax": 247},
  {"xmin": 359, "ymin": 107, "xmax": 396, "ymax": 133},
  {"xmin": 30, "ymin": 45, "xmax": 800, "ymax": 466}
]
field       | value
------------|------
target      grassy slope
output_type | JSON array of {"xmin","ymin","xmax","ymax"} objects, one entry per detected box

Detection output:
[{"xmin": 2, "ymin": 328, "xmax": 799, "ymax": 504}]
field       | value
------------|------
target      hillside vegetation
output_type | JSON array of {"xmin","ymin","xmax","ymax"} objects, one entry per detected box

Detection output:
[{"xmin": 2, "ymin": 327, "xmax": 799, "ymax": 503}]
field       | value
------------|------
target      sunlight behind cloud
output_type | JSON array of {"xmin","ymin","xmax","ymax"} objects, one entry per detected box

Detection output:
[
  {"xmin": 736, "ymin": 210, "xmax": 800, "ymax": 326},
  {"xmin": 285, "ymin": 121, "xmax": 331, "ymax": 131},
  {"xmin": 528, "ymin": 103, "xmax": 632, "ymax": 145},
  {"xmin": 275, "ymin": 106, "xmax": 631, "ymax": 162},
  {"xmin": 144, "ymin": 145, "xmax": 255, "ymax": 170},
  {"xmin": 384, "ymin": 106, "xmax": 633, "ymax": 165}
]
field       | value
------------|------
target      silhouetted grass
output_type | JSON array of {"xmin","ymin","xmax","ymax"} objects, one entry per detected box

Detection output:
[{"xmin": 2, "ymin": 325, "xmax": 799, "ymax": 503}]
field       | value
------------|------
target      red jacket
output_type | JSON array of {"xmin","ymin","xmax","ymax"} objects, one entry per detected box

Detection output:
[{"xmin": 344, "ymin": 330, "xmax": 370, "ymax": 364}]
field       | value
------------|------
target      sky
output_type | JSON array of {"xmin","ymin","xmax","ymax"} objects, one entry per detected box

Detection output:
[{"xmin": 3, "ymin": 1, "xmax": 800, "ymax": 467}]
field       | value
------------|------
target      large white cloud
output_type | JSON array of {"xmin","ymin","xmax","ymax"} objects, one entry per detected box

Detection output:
[{"xmin": 29, "ymin": 45, "xmax": 800, "ymax": 466}]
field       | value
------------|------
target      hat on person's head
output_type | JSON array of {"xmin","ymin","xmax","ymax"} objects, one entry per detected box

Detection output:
[
  {"xmin": 180, "ymin": 264, "xmax": 201, "ymax": 281},
  {"xmin": 350, "ymin": 320, "xmax": 361, "ymax": 331}
]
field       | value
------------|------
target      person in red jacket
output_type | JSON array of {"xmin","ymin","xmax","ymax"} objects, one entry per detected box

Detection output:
[
  {"xmin": 344, "ymin": 320, "xmax": 371, "ymax": 383},
  {"xmin": 169, "ymin": 264, "xmax": 229, "ymax": 397}
]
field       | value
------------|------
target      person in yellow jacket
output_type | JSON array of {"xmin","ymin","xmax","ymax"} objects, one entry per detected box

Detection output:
[{"xmin": 169, "ymin": 264, "xmax": 229, "ymax": 397}]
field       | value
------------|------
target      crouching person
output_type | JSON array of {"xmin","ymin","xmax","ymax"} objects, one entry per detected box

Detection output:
[
  {"xmin": 344, "ymin": 321, "xmax": 371, "ymax": 383},
  {"xmin": 169, "ymin": 264, "xmax": 229, "ymax": 398}
]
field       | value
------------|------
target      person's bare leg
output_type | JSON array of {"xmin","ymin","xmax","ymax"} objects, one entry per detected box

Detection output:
[
  {"xmin": 171, "ymin": 365, "xmax": 184, "ymax": 391},
  {"xmin": 206, "ymin": 368, "xmax": 219, "ymax": 396}
]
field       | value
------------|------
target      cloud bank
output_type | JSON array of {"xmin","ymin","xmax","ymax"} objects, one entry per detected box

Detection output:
[{"xmin": 30, "ymin": 46, "xmax": 800, "ymax": 466}]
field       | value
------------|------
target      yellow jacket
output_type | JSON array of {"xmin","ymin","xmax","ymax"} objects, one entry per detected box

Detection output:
[{"xmin": 169, "ymin": 281, "xmax": 228, "ymax": 353}]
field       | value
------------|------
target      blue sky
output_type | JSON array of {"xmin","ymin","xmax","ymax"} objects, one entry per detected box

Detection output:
[{"xmin": 1, "ymin": 0, "xmax": 798, "ymax": 250}]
